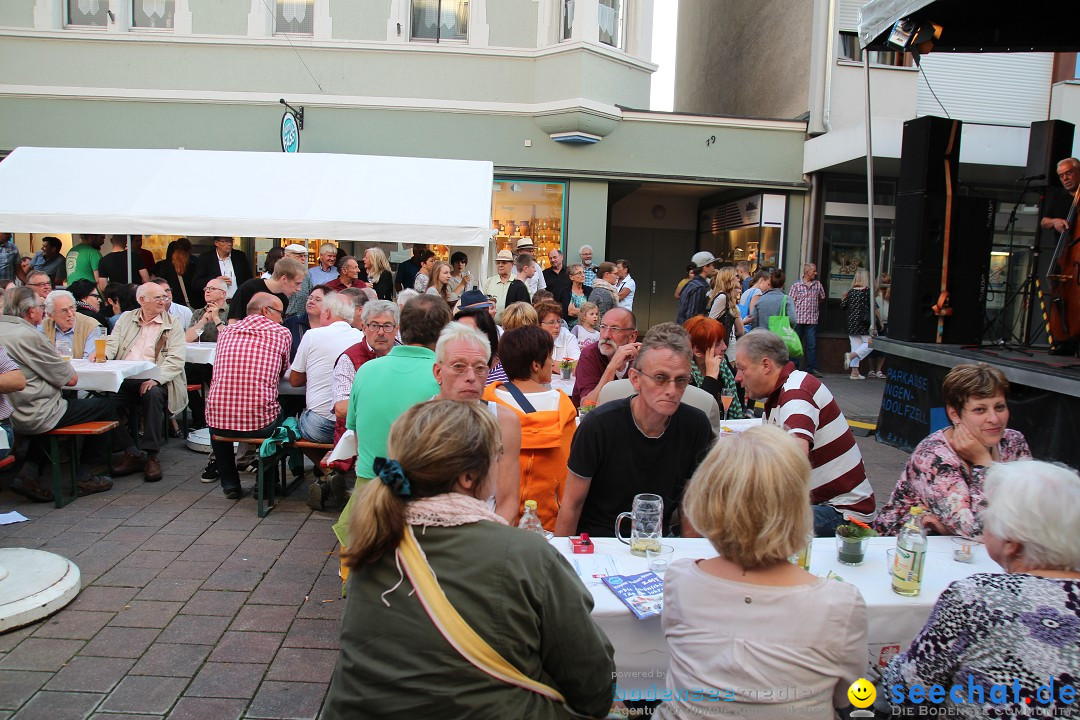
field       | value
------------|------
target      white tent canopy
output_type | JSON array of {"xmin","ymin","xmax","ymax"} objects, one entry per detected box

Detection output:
[{"xmin": 0, "ymin": 147, "xmax": 494, "ymax": 248}]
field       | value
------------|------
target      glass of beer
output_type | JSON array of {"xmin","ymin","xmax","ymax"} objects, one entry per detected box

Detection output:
[{"xmin": 94, "ymin": 336, "xmax": 107, "ymax": 363}]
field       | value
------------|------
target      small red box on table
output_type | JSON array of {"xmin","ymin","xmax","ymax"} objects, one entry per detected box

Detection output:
[{"xmin": 569, "ymin": 534, "xmax": 594, "ymax": 554}]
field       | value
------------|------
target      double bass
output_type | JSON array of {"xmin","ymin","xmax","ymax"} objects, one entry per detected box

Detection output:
[{"xmin": 1046, "ymin": 183, "xmax": 1080, "ymax": 355}]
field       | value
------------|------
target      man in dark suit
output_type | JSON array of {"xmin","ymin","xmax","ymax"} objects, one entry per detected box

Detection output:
[{"xmin": 192, "ymin": 237, "xmax": 254, "ymax": 308}]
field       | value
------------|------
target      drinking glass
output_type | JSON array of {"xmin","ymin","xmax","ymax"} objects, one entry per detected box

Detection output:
[
  {"xmin": 195, "ymin": 323, "xmax": 205, "ymax": 342},
  {"xmin": 720, "ymin": 390, "xmax": 734, "ymax": 421},
  {"xmin": 646, "ymin": 544, "xmax": 675, "ymax": 575},
  {"xmin": 615, "ymin": 493, "xmax": 664, "ymax": 557},
  {"xmin": 55, "ymin": 339, "xmax": 73, "ymax": 362}
]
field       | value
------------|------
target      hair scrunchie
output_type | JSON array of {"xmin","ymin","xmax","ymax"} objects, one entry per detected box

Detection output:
[{"xmin": 373, "ymin": 457, "xmax": 412, "ymax": 498}]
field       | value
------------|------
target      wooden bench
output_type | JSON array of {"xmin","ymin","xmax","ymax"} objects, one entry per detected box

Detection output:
[
  {"xmin": 43, "ymin": 421, "xmax": 119, "ymax": 508},
  {"xmin": 210, "ymin": 435, "xmax": 297, "ymax": 518}
]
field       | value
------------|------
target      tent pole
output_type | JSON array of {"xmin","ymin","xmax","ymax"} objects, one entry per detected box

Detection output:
[
  {"xmin": 127, "ymin": 235, "xmax": 133, "ymax": 284},
  {"xmin": 863, "ymin": 52, "xmax": 878, "ymax": 340}
]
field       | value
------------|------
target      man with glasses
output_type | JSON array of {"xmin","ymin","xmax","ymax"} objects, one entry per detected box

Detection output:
[
  {"xmin": 571, "ymin": 307, "xmax": 641, "ymax": 407},
  {"xmin": 205, "ymin": 292, "xmax": 291, "ymax": 499},
  {"xmin": 67, "ymin": 278, "xmax": 110, "ymax": 329},
  {"xmin": 579, "ymin": 244, "xmax": 597, "ymax": 289},
  {"xmin": 193, "ymin": 236, "xmax": 253, "ymax": 303},
  {"xmin": 284, "ymin": 284, "xmax": 330, "ymax": 360},
  {"xmin": 186, "ymin": 278, "xmax": 230, "ymax": 343},
  {"xmin": 42, "ymin": 289, "xmax": 101, "ymax": 360},
  {"xmin": 289, "ymin": 242, "xmax": 337, "ymax": 317},
  {"xmin": 153, "ymin": 276, "xmax": 193, "ymax": 329},
  {"xmin": 24, "ymin": 270, "xmax": 54, "ymax": 302},
  {"xmin": 105, "ymin": 282, "xmax": 189, "ymax": 483},
  {"xmin": 555, "ymin": 323, "xmax": 713, "ymax": 538},
  {"xmin": 734, "ymin": 329, "xmax": 875, "ymax": 537}
]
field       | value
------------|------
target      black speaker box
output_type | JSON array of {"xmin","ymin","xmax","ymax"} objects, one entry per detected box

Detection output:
[
  {"xmin": 898, "ymin": 116, "xmax": 962, "ymax": 196},
  {"xmin": 1025, "ymin": 120, "xmax": 1075, "ymax": 187},
  {"xmin": 894, "ymin": 193, "xmax": 947, "ymax": 267}
]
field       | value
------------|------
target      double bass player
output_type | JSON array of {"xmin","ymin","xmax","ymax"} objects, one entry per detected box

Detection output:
[{"xmin": 1041, "ymin": 157, "xmax": 1080, "ymax": 355}]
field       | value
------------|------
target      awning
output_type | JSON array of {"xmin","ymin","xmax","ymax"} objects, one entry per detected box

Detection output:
[
  {"xmin": 0, "ymin": 147, "xmax": 495, "ymax": 246},
  {"xmin": 858, "ymin": 0, "xmax": 1080, "ymax": 52}
]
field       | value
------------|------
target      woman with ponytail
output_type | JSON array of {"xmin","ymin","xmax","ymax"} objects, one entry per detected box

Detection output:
[{"xmin": 325, "ymin": 399, "xmax": 614, "ymax": 720}]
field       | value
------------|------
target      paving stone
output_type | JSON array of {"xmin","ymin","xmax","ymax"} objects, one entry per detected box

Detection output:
[
  {"xmin": 265, "ymin": 648, "xmax": 338, "ymax": 684},
  {"xmin": 134, "ymin": 578, "xmax": 202, "ymax": 603},
  {"xmin": 80, "ymin": 627, "xmax": 160, "ymax": 659},
  {"xmin": 138, "ymin": 534, "xmax": 196, "ymax": 552},
  {"xmin": 207, "ymin": 632, "xmax": 283, "ymax": 664},
  {"xmin": 155, "ymin": 561, "xmax": 220, "ymax": 581},
  {"xmin": 67, "ymin": 587, "xmax": 138, "ymax": 613},
  {"xmin": 121, "ymin": 512, "xmax": 179, "ymax": 529},
  {"xmin": 157, "ymin": 615, "xmax": 231, "ymax": 646},
  {"xmin": 42, "ymin": 531, "xmax": 107, "ymax": 555},
  {"xmin": 88, "ymin": 505, "xmax": 143, "ymax": 519},
  {"xmin": 229, "ymin": 605, "xmax": 297, "ymax": 634},
  {"xmin": 8, "ymin": 690, "xmax": 103, "ymax": 720},
  {"xmin": 159, "ymin": 520, "xmax": 214, "ymax": 536},
  {"xmin": 129, "ymin": 643, "xmax": 211, "ymax": 677},
  {"xmin": 89, "ymin": 714, "xmax": 161, "ymax": 720},
  {"xmin": 244, "ymin": 681, "xmax": 326, "ymax": 720},
  {"xmin": 108, "ymin": 601, "xmax": 184, "ymax": 629},
  {"xmin": 0, "ymin": 638, "xmax": 83, "ymax": 672},
  {"xmin": 67, "ymin": 517, "xmax": 124, "ymax": 534},
  {"xmin": 281, "ymin": 619, "xmax": 339, "ymax": 650},
  {"xmin": 0, "ymin": 625, "xmax": 39, "ymax": 653},
  {"xmin": 201, "ymin": 570, "xmax": 263, "ymax": 593},
  {"xmin": 94, "ymin": 566, "xmax": 161, "ymax": 589},
  {"xmin": 43, "ymin": 656, "xmax": 135, "ymax": 693},
  {"xmin": 167, "ymin": 696, "xmax": 246, "ymax": 720},
  {"xmin": 177, "ymin": 543, "xmax": 235, "ymax": 563},
  {"xmin": 181, "ymin": 590, "xmax": 248, "ymax": 617},
  {"xmin": 186, "ymin": 662, "xmax": 266, "ymax": 698},
  {"xmin": 116, "ymin": 550, "xmax": 182, "ymax": 570},
  {"xmin": 100, "ymin": 526, "xmax": 159, "ymax": 544},
  {"xmin": 30, "ymin": 610, "xmax": 113, "ymax": 641},
  {"xmin": 0, "ymin": 670, "xmax": 51, "ymax": 710},
  {"xmin": 190, "ymin": 530, "xmax": 248, "ymax": 548},
  {"xmin": 99, "ymin": 676, "xmax": 187, "ymax": 715},
  {"xmin": 246, "ymin": 581, "xmax": 312, "ymax": 606}
]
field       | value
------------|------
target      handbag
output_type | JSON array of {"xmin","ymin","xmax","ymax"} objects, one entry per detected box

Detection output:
[{"xmin": 768, "ymin": 296, "xmax": 804, "ymax": 357}]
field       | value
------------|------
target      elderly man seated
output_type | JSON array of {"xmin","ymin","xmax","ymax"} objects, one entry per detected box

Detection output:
[
  {"xmin": 1, "ymin": 287, "xmax": 143, "ymax": 502},
  {"xmin": 104, "ymin": 282, "xmax": 188, "ymax": 483},
  {"xmin": 42, "ymin": 289, "xmax": 102, "ymax": 360}
]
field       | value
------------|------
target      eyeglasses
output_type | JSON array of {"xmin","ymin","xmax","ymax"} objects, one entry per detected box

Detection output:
[
  {"xmin": 446, "ymin": 362, "xmax": 490, "ymax": 377},
  {"xmin": 149, "ymin": 296, "xmax": 168, "ymax": 303},
  {"xmin": 365, "ymin": 322, "xmax": 397, "ymax": 334},
  {"xmin": 597, "ymin": 324, "xmax": 634, "ymax": 334},
  {"xmin": 205, "ymin": 286, "xmax": 225, "ymax": 293},
  {"xmin": 540, "ymin": 319, "xmax": 561, "ymax": 328},
  {"xmin": 28, "ymin": 281, "xmax": 51, "ymax": 288},
  {"xmin": 634, "ymin": 370, "xmax": 691, "ymax": 389},
  {"xmin": 265, "ymin": 306, "xmax": 283, "ymax": 316}
]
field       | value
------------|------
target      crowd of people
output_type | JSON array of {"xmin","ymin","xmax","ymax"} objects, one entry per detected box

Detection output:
[{"xmin": 1, "ymin": 234, "xmax": 1077, "ymax": 718}]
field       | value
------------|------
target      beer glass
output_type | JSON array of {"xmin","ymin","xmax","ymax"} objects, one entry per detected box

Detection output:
[{"xmin": 615, "ymin": 493, "xmax": 664, "ymax": 556}]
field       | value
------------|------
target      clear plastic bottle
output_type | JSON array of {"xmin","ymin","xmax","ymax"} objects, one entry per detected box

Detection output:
[
  {"xmin": 892, "ymin": 506, "xmax": 928, "ymax": 596},
  {"xmin": 517, "ymin": 500, "xmax": 546, "ymax": 536}
]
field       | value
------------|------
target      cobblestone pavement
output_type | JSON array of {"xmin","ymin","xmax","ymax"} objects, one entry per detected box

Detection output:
[{"xmin": 0, "ymin": 374, "xmax": 906, "ymax": 719}]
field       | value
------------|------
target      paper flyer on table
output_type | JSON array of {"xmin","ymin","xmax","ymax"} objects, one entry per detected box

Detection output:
[
  {"xmin": 602, "ymin": 571, "xmax": 665, "ymax": 620},
  {"xmin": 567, "ymin": 553, "xmax": 623, "ymax": 586}
]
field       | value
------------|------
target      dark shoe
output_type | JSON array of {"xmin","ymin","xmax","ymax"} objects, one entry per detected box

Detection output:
[
  {"xmin": 326, "ymin": 472, "xmax": 348, "ymax": 510},
  {"xmin": 168, "ymin": 424, "xmax": 182, "ymax": 439},
  {"xmin": 200, "ymin": 460, "xmax": 219, "ymax": 483},
  {"xmin": 9, "ymin": 475, "xmax": 53, "ymax": 503},
  {"xmin": 236, "ymin": 461, "xmax": 258, "ymax": 474},
  {"xmin": 144, "ymin": 456, "xmax": 163, "ymax": 483},
  {"xmin": 306, "ymin": 478, "xmax": 327, "ymax": 511},
  {"xmin": 77, "ymin": 475, "xmax": 113, "ymax": 496},
  {"xmin": 112, "ymin": 452, "xmax": 145, "ymax": 477},
  {"xmin": 224, "ymin": 487, "xmax": 242, "ymax": 500},
  {"xmin": 809, "ymin": 369, "xmax": 824, "ymax": 378}
]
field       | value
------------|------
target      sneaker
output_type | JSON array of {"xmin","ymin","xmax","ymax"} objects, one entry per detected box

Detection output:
[
  {"xmin": 77, "ymin": 474, "xmax": 113, "ymax": 496},
  {"xmin": 236, "ymin": 461, "xmax": 259, "ymax": 474},
  {"xmin": 9, "ymin": 475, "xmax": 53, "ymax": 503},
  {"xmin": 325, "ymin": 472, "xmax": 348, "ymax": 510},
  {"xmin": 200, "ymin": 460, "xmax": 219, "ymax": 483},
  {"xmin": 849, "ymin": 373, "xmax": 866, "ymax": 380},
  {"xmin": 306, "ymin": 478, "xmax": 327, "ymax": 511}
]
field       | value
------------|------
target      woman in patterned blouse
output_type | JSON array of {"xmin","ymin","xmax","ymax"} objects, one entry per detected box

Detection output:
[
  {"xmin": 875, "ymin": 363, "xmax": 1030, "ymax": 537},
  {"xmin": 882, "ymin": 460, "xmax": 1080, "ymax": 719}
]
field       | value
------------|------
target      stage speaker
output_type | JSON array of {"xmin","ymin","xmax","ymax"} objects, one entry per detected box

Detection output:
[
  {"xmin": 1025, "ymin": 120, "xmax": 1075, "ymax": 188},
  {"xmin": 898, "ymin": 116, "xmax": 962, "ymax": 196},
  {"xmin": 888, "ymin": 196, "xmax": 995, "ymax": 345},
  {"xmin": 893, "ymin": 193, "xmax": 948, "ymax": 267}
]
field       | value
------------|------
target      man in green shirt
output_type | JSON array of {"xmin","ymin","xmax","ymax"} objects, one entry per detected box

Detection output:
[{"xmin": 65, "ymin": 234, "xmax": 105, "ymax": 285}]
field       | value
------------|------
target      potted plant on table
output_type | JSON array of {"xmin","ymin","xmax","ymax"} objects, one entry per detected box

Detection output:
[
  {"xmin": 835, "ymin": 516, "xmax": 876, "ymax": 565},
  {"xmin": 559, "ymin": 358, "xmax": 576, "ymax": 380}
]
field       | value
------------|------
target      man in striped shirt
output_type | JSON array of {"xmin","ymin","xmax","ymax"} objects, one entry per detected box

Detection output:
[{"xmin": 735, "ymin": 329, "xmax": 876, "ymax": 536}]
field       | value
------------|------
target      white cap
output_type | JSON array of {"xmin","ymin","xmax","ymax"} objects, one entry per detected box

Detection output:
[
  {"xmin": 692, "ymin": 251, "xmax": 717, "ymax": 268},
  {"xmin": 284, "ymin": 243, "xmax": 308, "ymax": 256}
]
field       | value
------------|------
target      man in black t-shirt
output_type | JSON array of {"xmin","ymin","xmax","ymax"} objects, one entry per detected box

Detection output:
[
  {"xmin": 554, "ymin": 323, "xmax": 714, "ymax": 538},
  {"xmin": 97, "ymin": 236, "xmax": 149, "ymax": 291},
  {"xmin": 227, "ymin": 257, "xmax": 305, "ymax": 323}
]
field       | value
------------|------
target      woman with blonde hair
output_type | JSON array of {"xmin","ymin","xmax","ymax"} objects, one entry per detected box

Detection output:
[
  {"xmin": 326, "ymin": 400, "xmax": 614, "ymax": 719},
  {"xmin": 841, "ymin": 268, "xmax": 873, "ymax": 380},
  {"xmin": 708, "ymin": 266, "xmax": 744, "ymax": 360},
  {"xmin": 425, "ymin": 261, "xmax": 458, "ymax": 310},
  {"xmin": 657, "ymin": 424, "xmax": 867, "ymax": 719},
  {"xmin": 501, "ymin": 301, "xmax": 538, "ymax": 331},
  {"xmin": 363, "ymin": 247, "xmax": 394, "ymax": 300}
]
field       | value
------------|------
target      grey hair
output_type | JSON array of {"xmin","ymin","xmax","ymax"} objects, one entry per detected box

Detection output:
[
  {"xmin": 1056, "ymin": 157, "xmax": 1080, "ymax": 172},
  {"xmin": 44, "ymin": 289, "xmax": 75, "ymax": 315},
  {"xmin": 396, "ymin": 289, "xmax": 418, "ymax": 308},
  {"xmin": 26, "ymin": 270, "xmax": 50, "ymax": 286},
  {"xmin": 435, "ymin": 322, "xmax": 492, "ymax": 363},
  {"xmin": 319, "ymin": 242, "xmax": 337, "ymax": 254},
  {"xmin": 206, "ymin": 277, "xmax": 228, "ymax": 292},
  {"xmin": 361, "ymin": 299, "xmax": 399, "ymax": 325},
  {"xmin": 633, "ymin": 322, "xmax": 692, "ymax": 371},
  {"xmin": 737, "ymin": 329, "xmax": 789, "ymax": 366},
  {"xmin": 567, "ymin": 263, "xmax": 583, "ymax": 277},
  {"xmin": 802, "ymin": 262, "xmax": 816, "ymax": 275},
  {"xmin": 321, "ymin": 291, "xmax": 354, "ymax": 322},
  {"xmin": 2, "ymin": 286, "xmax": 38, "ymax": 317},
  {"xmin": 579, "ymin": 244, "xmax": 593, "ymax": 253},
  {"xmin": 982, "ymin": 461, "xmax": 1080, "ymax": 571}
]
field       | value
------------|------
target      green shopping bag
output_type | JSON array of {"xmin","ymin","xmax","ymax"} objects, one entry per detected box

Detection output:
[{"xmin": 768, "ymin": 296, "xmax": 804, "ymax": 358}]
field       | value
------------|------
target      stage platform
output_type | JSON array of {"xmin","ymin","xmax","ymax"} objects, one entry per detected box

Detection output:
[{"xmin": 874, "ymin": 338, "xmax": 1080, "ymax": 469}]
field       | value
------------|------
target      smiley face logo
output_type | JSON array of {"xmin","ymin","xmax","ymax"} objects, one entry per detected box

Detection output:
[{"xmin": 848, "ymin": 678, "xmax": 876, "ymax": 708}]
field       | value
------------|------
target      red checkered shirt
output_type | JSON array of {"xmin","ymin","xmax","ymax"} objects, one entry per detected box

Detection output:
[
  {"xmin": 205, "ymin": 314, "xmax": 291, "ymax": 432},
  {"xmin": 789, "ymin": 279, "xmax": 825, "ymax": 324}
]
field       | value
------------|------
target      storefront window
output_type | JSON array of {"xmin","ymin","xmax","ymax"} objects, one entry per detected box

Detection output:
[
  {"xmin": 820, "ymin": 220, "xmax": 893, "ymax": 333},
  {"xmin": 697, "ymin": 194, "xmax": 785, "ymax": 270},
  {"xmin": 491, "ymin": 180, "xmax": 566, "ymax": 270}
]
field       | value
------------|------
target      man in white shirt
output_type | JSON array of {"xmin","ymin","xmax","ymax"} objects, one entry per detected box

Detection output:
[
  {"xmin": 154, "ymin": 277, "xmax": 193, "ymax": 329},
  {"xmin": 289, "ymin": 291, "xmax": 363, "ymax": 444},
  {"xmin": 515, "ymin": 239, "xmax": 546, "ymax": 295},
  {"xmin": 480, "ymin": 249, "xmax": 516, "ymax": 319},
  {"xmin": 615, "ymin": 259, "xmax": 636, "ymax": 312}
]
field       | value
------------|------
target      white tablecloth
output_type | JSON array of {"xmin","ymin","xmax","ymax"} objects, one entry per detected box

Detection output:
[
  {"xmin": 70, "ymin": 359, "xmax": 160, "ymax": 393},
  {"xmin": 550, "ymin": 375, "xmax": 576, "ymax": 396},
  {"xmin": 185, "ymin": 342, "xmax": 216, "ymax": 364},
  {"xmin": 553, "ymin": 535, "xmax": 996, "ymax": 688}
]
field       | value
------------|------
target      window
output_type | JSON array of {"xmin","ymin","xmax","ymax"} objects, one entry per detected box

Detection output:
[
  {"xmin": 132, "ymin": 0, "xmax": 175, "ymax": 29},
  {"xmin": 598, "ymin": 0, "xmax": 623, "ymax": 49},
  {"xmin": 561, "ymin": 0, "xmax": 573, "ymax": 41},
  {"xmin": 276, "ymin": 0, "xmax": 314, "ymax": 36},
  {"xmin": 491, "ymin": 180, "xmax": 566, "ymax": 269},
  {"xmin": 411, "ymin": 0, "xmax": 468, "ymax": 43},
  {"xmin": 838, "ymin": 32, "xmax": 912, "ymax": 67},
  {"xmin": 67, "ymin": 0, "xmax": 108, "ymax": 27}
]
